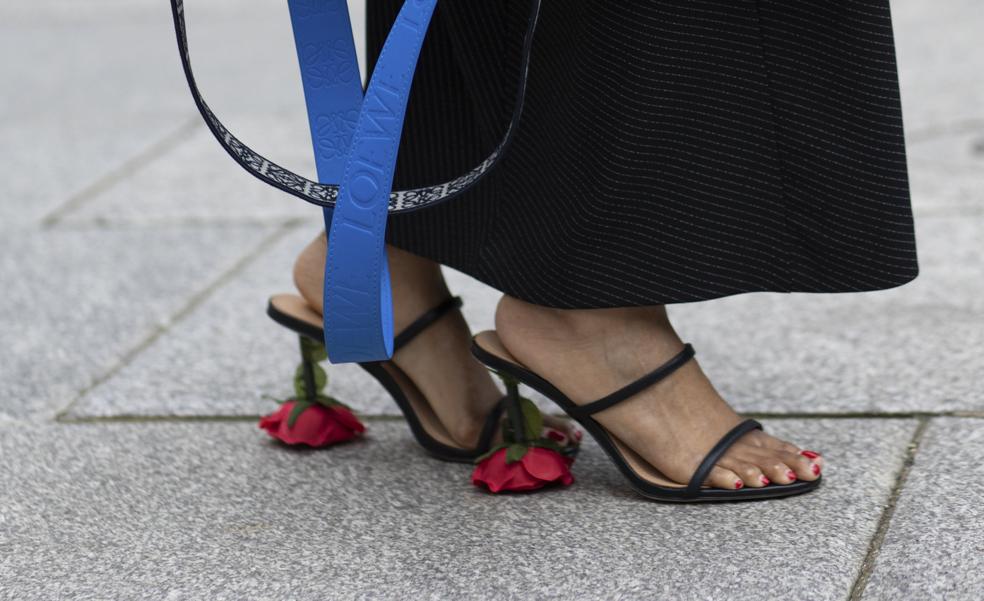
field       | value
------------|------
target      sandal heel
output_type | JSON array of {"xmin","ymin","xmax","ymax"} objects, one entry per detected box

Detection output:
[
  {"xmin": 267, "ymin": 294, "xmax": 502, "ymax": 462},
  {"xmin": 471, "ymin": 370, "xmax": 578, "ymax": 494},
  {"xmin": 498, "ymin": 372, "xmax": 530, "ymax": 445},
  {"xmin": 295, "ymin": 335, "xmax": 327, "ymax": 404},
  {"xmin": 257, "ymin": 333, "xmax": 366, "ymax": 448}
]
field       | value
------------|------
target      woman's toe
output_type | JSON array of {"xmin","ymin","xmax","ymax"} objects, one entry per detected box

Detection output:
[
  {"xmin": 754, "ymin": 456, "xmax": 798, "ymax": 485},
  {"xmin": 767, "ymin": 434, "xmax": 823, "ymax": 468},
  {"xmin": 777, "ymin": 450, "xmax": 821, "ymax": 480},
  {"xmin": 799, "ymin": 448, "xmax": 824, "ymax": 468},
  {"xmin": 747, "ymin": 430, "xmax": 825, "ymax": 470},
  {"xmin": 542, "ymin": 415, "xmax": 581, "ymax": 445},
  {"xmin": 718, "ymin": 456, "xmax": 768, "ymax": 488},
  {"xmin": 706, "ymin": 465, "xmax": 745, "ymax": 490}
]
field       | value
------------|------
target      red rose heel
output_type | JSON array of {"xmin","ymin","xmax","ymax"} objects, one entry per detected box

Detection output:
[
  {"xmin": 259, "ymin": 335, "xmax": 365, "ymax": 447},
  {"xmin": 266, "ymin": 294, "xmax": 581, "ymax": 467},
  {"xmin": 471, "ymin": 372, "xmax": 577, "ymax": 493}
]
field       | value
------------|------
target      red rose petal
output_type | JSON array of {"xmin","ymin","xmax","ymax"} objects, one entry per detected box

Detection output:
[
  {"xmin": 472, "ymin": 448, "xmax": 510, "ymax": 492},
  {"xmin": 472, "ymin": 446, "xmax": 574, "ymax": 493},
  {"xmin": 259, "ymin": 401, "xmax": 363, "ymax": 447},
  {"xmin": 522, "ymin": 447, "xmax": 574, "ymax": 485},
  {"xmin": 328, "ymin": 404, "xmax": 367, "ymax": 433},
  {"xmin": 501, "ymin": 462, "xmax": 545, "ymax": 492}
]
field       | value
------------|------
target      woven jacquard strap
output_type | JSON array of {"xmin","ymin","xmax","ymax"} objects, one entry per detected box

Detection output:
[{"xmin": 168, "ymin": 0, "xmax": 541, "ymax": 213}]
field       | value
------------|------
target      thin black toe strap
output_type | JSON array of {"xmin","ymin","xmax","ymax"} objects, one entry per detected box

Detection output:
[
  {"xmin": 685, "ymin": 419, "xmax": 763, "ymax": 498},
  {"xmin": 393, "ymin": 296, "xmax": 463, "ymax": 352},
  {"xmin": 568, "ymin": 344, "xmax": 696, "ymax": 418}
]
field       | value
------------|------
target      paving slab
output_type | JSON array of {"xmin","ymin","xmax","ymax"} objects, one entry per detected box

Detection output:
[
  {"xmin": 907, "ymin": 127, "xmax": 984, "ymax": 218},
  {"xmin": 1, "ymin": 10, "xmax": 194, "ymax": 228},
  {"xmin": 57, "ymin": 122, "xmax": 317, "ymax": 227},
  {"xmin": 894, "ymin": 0, "xmax": 984, "ymax": 133},
  {"xmin": 0, "ymin": 0, "xmax": 363, "ymax": 229},
  {"xmin": 0, "ymin": 417, "xmax": 915, "ymax": 601},
  {"xmin": 64, "ymin": 226, "xmax": 507, "ymax": 419},
  {"xmin": 862, "ymin": 417, "xmax": 984, "ymax": 601},
  {"xmin": 38, "ymin": 0, "xmax": 367, "ymax": 228},
  {"xmin": 0, "ymin": 225, "xmax": 275, "ymax": 422},
  {"xmin": 671, "ymin": 215, "xmax": 984, "ymax": 415}
]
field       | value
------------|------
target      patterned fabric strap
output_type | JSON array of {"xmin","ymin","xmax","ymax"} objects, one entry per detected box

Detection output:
[{"xmin": 168, "ymin": 0, "xmax": 542, "ymax": 214}]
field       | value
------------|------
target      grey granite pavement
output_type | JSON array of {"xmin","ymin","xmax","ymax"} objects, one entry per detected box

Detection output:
[
  {"xmin": 862, "ymin": 418, "xmax": 984, "ymax": 601},
  {"xmin": 0, "ymin": 1, "xmax": 364, "ymax": 229},
  {"xmin": 56, "ymin": 122, "xmax": 316, "ymax": 227},
  {"xmin": 0, "ymin": 225, "xmax": 278, "ymax": 422},
  {"xmin": 2, "ymin": 0, "xmax": 982, "ymax": 599},
  {"xmin": 908, "ymin": 128, "xmax": 984, "ymax": 218},
  {"xmin": 0, "ymin": 419, "xmax": 914, "ymax": 601},
  {"xmin": 894, "ymin": 0, "xmax": 984, "ymax": 133},
  {"xmin": 671, "ymin": 215, "xmax": 984, "ymax": 415}
]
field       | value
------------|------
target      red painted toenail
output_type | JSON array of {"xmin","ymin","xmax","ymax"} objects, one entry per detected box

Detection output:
[
  {"xmin": 760, "ymin": 475, "xmax": 770, "ymax": 486},
  {"xmin": 801, "ymin": 450, "xmax": 821, "ymax": 459},
  {"xmin": 811, "ymin": 463, "xmax": 821, "ymax": 476},
  {"xmin": 735, "ymin": 479, "xmax": 744, "ymax": 489},
  {"xmin": 786, "ymin": 470, "xmax": 797, "ymax": 481}
]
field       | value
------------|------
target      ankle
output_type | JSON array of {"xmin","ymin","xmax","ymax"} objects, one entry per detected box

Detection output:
[
  {"xmin": 291, "ymin": 235, "xmax": 452, "ymax": 326},
  {"xmin": 293, "ymin": 233, "xmax": 327, "ymax": 311},
  {"xmin": 386, "ymin": 246, "xmax": 451, "ymax": 330}
]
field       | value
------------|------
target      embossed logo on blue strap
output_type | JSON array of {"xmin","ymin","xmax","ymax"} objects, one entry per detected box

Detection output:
[
  {"xmin": 288, "ymin": 0, "xmax": 438, "ymax": 363},
  {"xmin": 287, "ymin": 0, "xmax": 363, "ymax": 186}
]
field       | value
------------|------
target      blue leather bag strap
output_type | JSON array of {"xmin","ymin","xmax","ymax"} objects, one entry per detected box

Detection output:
[
  {"xmin": 324, "ymin": 0, "xmax": 438, "ymax": 363},
  {"xmin": 287, "ymin": 0, "xmax": 438, "ymax": 363},
  {"xmin": 286, "ymin": 0, "xmax": 364, "ymax": 186}
]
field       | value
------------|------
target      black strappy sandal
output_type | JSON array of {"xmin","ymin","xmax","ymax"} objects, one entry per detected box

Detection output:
[
  {"xmin": 471, "ymin": 331, "xmax": 821, "ymax": 502},
  {"xmin": 268, "ymin": 294, "xmax": 508, "ymax": 463}
]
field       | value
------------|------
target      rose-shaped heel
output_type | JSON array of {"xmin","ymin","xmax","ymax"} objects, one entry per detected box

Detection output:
[
  {"xmin": 472, "ymin": 372, "xmax": 578, "ymax": 493},
  {"xmin": 266, "ymin": 293, "xmax": 570, "ymax": 465},
  {"xmin": 259, "ymin": 335, "xmax": 365, "ymax": 447}
]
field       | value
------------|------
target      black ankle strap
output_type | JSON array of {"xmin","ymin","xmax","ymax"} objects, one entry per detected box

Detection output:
[
  {"xmin": 393, "ymin": 296, "xmax": 463, "ymax": 353},
  {"xmin": 567, "ymin": 344, "xmax": 696, "ymax": 418},
  {"xmin": 685, "ymin": 419, "xmax": 763, "ymax": 498}
]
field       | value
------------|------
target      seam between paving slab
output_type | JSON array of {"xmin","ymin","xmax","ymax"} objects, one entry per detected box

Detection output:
[
  {"xmin": 54, "ymin": 410, "xmax": 984, "ymax": 424},
  {"xmin": 49, "ymin": 216, "xmax": 319, "ymax": 230},
  {"xmin": 847, "ymin": 416, "xmax": 931, "ymax": 601},
  {"xmin": 55, "ymin": 410, "xmax": 984, "ymax": 424},
  {"xmin": 38, "ymin": 115, "xmax": 200, "ymax": 228},
  {"xmin": 52, "ymin": 218, "xmax": 305, "ymax": 422}
]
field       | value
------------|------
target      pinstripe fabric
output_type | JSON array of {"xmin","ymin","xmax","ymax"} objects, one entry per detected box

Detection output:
[{"xmin": 372, "ymin": 0, "xmax": 919, "ymax": 308}]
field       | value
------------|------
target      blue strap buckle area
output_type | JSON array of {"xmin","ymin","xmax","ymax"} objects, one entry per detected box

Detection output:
[{"xmin": 287, "ymin": 0, "xmax": 438, "ymax": 363}]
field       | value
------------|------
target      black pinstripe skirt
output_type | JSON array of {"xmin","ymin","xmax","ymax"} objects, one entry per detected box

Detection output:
[{"xmin": 372, "ymin": 0, "xmax": 919, "ymax": 308}]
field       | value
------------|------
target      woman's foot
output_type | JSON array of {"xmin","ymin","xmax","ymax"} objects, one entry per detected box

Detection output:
[
  {"xmin": 494, "ymin": 295, "xmax": 823, "ymax": 490},
  {"xmin": 293, "ymin": 234, "xmax": 577, "ymax": 448}
]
